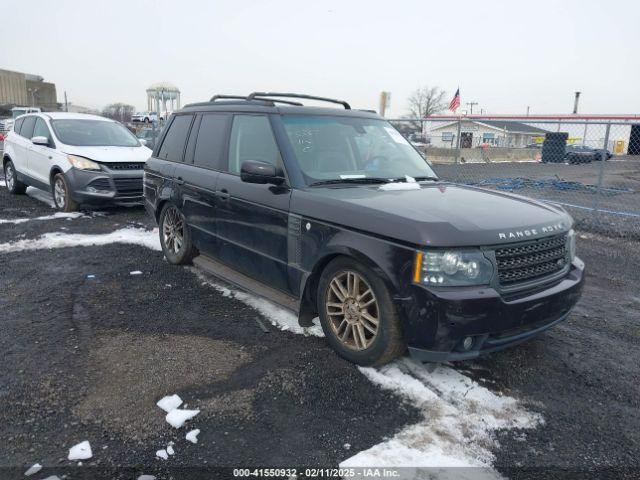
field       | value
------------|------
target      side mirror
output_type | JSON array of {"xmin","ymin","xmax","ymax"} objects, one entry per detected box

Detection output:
[
  {"xmin": 240, "ymin": 160, "xmax": 285, "ymax": 185},
  {"xmin": 139, "ymin": 138, "xmax": 148, "ymax": 146},
  {"xmin": 31, "ymin": 136, "xmax": 49, "ymax": 146}
]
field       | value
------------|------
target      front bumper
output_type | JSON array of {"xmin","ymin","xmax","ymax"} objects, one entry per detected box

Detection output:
[
  {"xmin": 66, "ymin": 167, "xmax": 144, "ymax": 206},
  {"xmin": 402, "ymin": 257, "xmax": 585, "ymax": 362}
]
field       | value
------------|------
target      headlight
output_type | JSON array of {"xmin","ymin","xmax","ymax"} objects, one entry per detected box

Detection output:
[
  {"xmin": 67, "ymin": 155, "xmax": 101, "ymax": 171},
  {"xmin": 566, "ymin": 229, "xmax": 576, "ymax": 263},
  {"xmin": 413, "ymin": 249, "xmax": 494, "ymax": 286}
]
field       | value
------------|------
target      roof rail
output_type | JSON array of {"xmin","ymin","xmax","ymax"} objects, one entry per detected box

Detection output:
[
  {"xmin": 209, "ymin": 94, "xmax": 303, "ymax": 106},
  {"xmin": 247, "ymin": 92, "xmax": 351, "ymax": 110}
]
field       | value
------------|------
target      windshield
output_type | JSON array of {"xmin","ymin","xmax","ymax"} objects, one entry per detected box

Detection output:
[
  {"xmin": 12, "ymin": 109, "xmax": 29, "ymax": 119},
  {"xmin": 281, "ymin": 115, "xmax": 437, "ymax": 184},
  {"xmin": 51, "ymin": 119, "xmax": 140, "ymax": 147}
]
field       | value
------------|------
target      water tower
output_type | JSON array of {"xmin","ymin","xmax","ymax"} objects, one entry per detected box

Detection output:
[{"xmin": 146, "ymin": 82, "xmax": 180, "ymax": 116}]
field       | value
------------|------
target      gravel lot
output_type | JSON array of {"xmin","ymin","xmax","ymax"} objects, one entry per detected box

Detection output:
[
  {"xmin": 0, "ymin": 180, "xmax": 638, "ymax": 479},
  {"xmin": 435, "ymin": 156, "xmax": 640, "ymax": 239}
]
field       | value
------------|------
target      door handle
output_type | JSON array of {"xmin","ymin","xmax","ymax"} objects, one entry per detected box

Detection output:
[{"xmin": 218, "ymin": 188, "xmax": 230, "ymax": 200}]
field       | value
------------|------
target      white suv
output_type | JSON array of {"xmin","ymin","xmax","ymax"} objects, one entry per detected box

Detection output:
[
  {"xmin": 131, "ymin": 111, "xmax": 158, "ymax": 123},
  {"xmin": 2, "ymin": 112, "xmax": 152, "ymax": 211}
]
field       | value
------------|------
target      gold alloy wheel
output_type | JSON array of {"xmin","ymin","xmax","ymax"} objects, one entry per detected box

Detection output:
[{"xmin": 325, "ymin": 270, "xmax": 380, "ymax": 351}]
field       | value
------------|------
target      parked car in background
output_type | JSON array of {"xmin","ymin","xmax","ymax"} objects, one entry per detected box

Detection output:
[
  {"xmin": 1, "ymin": 106, "xmax": 42, "ymax": 133},
  {"xmin": 3, "ymin": 112, "xmax": 152, "ymax": 211},
  {"xmin": 144, "ymin": 92, "xmax": 584, "ymax": 366},
  {"xmin": 136, "ymin": 128, "xmax": 159, "ymax": 149},
  {"xmin": 565, "ymin": 144, "xmax": 596, "ymax": 164},
  {"xmin": 132, "ymin": 111, "xmax": 158, "ymax": 123}
]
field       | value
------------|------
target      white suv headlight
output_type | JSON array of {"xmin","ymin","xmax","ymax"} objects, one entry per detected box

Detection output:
[
  {"xmin": 413, "ymin": 249, "xmax": 494, "ymax": 286},
  {"xmin": 67, "ymin": 155, "xmax": 101, "ymax": 171}
]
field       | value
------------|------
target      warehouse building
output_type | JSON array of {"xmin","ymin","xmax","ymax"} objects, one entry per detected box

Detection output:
[{"xmin": 0, "ymin": 68, "xmax": 58, "ymax": 111}]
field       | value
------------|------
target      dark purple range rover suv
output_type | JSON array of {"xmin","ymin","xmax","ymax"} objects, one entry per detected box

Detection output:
[{"xmin": 143, "ymin": 92, "xmax": 584, "ymax": 366}]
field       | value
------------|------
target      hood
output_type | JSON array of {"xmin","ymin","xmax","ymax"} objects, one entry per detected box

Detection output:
[
  {"xmin": 291, "ymin": 183, "xmax": 572, "ymax": 247},
  {"xmin": 62, "ymin": 145, "xmax": 152, "ymax": 163}
]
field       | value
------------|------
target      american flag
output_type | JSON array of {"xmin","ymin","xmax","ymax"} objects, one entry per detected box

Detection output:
[{"xmin": 449, "ymin": 88, "xmax": 460, "ymax": 112}]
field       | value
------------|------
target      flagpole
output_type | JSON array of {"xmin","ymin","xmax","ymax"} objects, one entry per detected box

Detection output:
[{"xmin": 454, "ymin": 87, "xmax": 461, "ymax": 165}]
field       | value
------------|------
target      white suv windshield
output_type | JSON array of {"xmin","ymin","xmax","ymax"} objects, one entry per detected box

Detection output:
[
  {"xmin": 51, "ymin": 119, "xmax": 140, "ymax": 147},
  {"xmin": 281, "ymin": 115, "xmax": 437, "ymax": 184}
]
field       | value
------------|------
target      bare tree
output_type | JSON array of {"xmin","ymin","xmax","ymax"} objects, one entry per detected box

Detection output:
[
  {"xmin": 407, "ymin": 86, "xmax": 447, "ymax": 119},
  {"xmin": 101, "ymin": 103, "xmax": 135, "ymax": 123}
]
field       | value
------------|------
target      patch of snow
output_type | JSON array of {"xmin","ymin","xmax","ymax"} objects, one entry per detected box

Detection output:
[
  {"xmin": 166, "ymin": 408, "xmax": 200, "ymax": 428},
  {"xmin": 156, "ymin": 394, "xmax": 183, "ymax": 413},
  {"xmin": 167, "ymin": 445, "xmax": 175, "ymax": 455},
  {"xmin": 0, "ymin": 212, "xmax": 84, "ymax": 225},
  {"xmin": 185, "ymin": 428, "xmax": 200, "ymax": 444},
  {"xmin": 0, "ymin": 179, "xmax": 6, "ymax": 187},
  {"xmin": 68, "ymin": 440, "xmax": 92, "ymax": 461},
  {"xmin": 26, "ymin": 187, "xmax": 55, "ymax": 208},
  {"xmin": 40, "ymin": 477, "xmax": 61, "ymax": 480},
  {"xmin": 379, "ymin": 182, "xmax": 421, "ymax": 191},
  {"xmin": 24, "ymin": 463, "xmax": 42, "ymax": 476},
  {"xmin": 340, "ymin": 358, "xmax": 542, "ymax": 474},
  {"xmin": 155, "ymin": 449, "xmax": 168, "ymax": 460},
  {"xmin": 0, "ymin": 227, "xmax": 160, "ymax": 253},
  {"xmin": 130, "ymin": 270, "xmax": 143, "ymax": 275},
  {"xmin": 137, "ymin": 475, "xmax": 156, "ymax": 480},
  {"xmin": 192, "ymin": 269, "xmax": 324, "ymax": 337}
]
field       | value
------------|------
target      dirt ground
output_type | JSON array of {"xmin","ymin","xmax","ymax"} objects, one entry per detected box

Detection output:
[{"xmin": 0, "ymin": 181, "xmax": 638, "ymax": 479}]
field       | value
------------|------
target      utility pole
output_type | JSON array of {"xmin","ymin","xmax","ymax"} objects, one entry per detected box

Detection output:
[
  {"xmin": 378, "ymin": 91, "xmax": 391, "ymax": 117},
  {"xmin": 465, "ymin": 102, "xmax": 478, "ymax": 114},
  {"xmin": 64, "ymin": 91, "xmax": 68, "ymax": 112},
  {"xmin": 573, "ymin": 91, "xmax": 581, "ymax": 114},
  {"xmin": 526, "ymin": 106, "xmax": 530, "ymax": 116}
]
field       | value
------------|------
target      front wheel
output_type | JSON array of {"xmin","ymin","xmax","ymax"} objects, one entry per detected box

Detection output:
[
  {"xmin": 317, "ymin": 257, "xmax": 406, "ymax": 366},
  {"xmin": 52, "ymin": 173, "xmax": 78, "ymax": 212},
  {"xmin": 159, "ymin": 203, "xmax": 196, "ymax": 264},
  {"xmin": 4, "ymin": 160, "xmax": 27, "ymax": 194}
]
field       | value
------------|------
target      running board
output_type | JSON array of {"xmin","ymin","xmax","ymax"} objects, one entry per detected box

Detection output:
[{"xmin": 193, "ymin": 255, "xmax": 299, "ymax": 314}]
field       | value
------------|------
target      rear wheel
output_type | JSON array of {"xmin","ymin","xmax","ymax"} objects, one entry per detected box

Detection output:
[
  {"xmin": 4, "ymin": 160, "xmax": 27, "ymax": 194},
  {"xmin": 52, "ymin": 173, "xmax": 78, "ymax": 212},
  {"xmin": 317, "ymin": 257, "xmax": 405, "ymax": 366},
  {"xmin": 159, "ymin": 203, "xmax": 196, "ymax": 264}
]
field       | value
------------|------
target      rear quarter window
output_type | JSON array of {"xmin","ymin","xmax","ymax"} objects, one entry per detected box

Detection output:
[
  {"xmin": 20, "ymin": 116, "xmax": 36, "ymax": 139},
  {"xmin": 157, "ymin": 115, "xmax": 194, "ymax": 162},
  {"xmin": 13, "ymin": 117, "xmax": 24, "ymax": 134},
  {"xmin": 193, "ymin": 114, "xmax": 230, "ymax": 169}
]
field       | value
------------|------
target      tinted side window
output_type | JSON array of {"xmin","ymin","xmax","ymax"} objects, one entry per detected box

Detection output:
[
  {"xmin": 20, "ymin": 116, "xmax": 36, "ymax": 139},
  {"xmin": 227, "ymin": 115, "xmax": 281, "ymax": 174},
  {"xmin": 33, "ymin": 118, "xmax": 53, "ymax": 144},
  {"xmin": 157, "ymin": 115, "xmax": 193, "ymax": 162},
  {"xmin": 13, "ymin": 117, "xmax": 24, "ymax": 134},
  {"xmin": 193, "ymin": 114, "xmax": 230, "ymax": 169}
]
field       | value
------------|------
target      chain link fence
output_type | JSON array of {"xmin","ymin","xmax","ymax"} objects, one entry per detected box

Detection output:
[{"xmin": 391, "ymin": 116, "xmax": 640, "ymax": 241}]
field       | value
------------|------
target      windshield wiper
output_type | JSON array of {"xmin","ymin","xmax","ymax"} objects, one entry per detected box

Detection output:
[
  {"xmin": 385, "ymin": 176, "xmax": 439, "ymax": 183},
  {"xmin": 308, "ymin": 177, "xmax": 391, "ymax": 187},
  {"xmin": 413, "ymin": 176, "xmax": 440, "ymax": 182}
]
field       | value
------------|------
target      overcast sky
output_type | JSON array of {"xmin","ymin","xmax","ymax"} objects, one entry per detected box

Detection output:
[{"xmin": 1, "ymin": 0, "xmax": 638, "ymax": 116}]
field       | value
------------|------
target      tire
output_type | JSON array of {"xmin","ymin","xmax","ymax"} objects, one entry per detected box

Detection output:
[
  {"xmin": 52, "ymin": 173, "xmax": 78, "ymax": 212},
  {"xmin": 317, "ymin": 257, "xmax": 406, "ymax": 366},
  {"xmin": 159, "ymin": 203, "xmax": 196, "ymax": 265},
  {"xmin": 4, "ymin": 160, "xmax": 27, "ymax": 194},
  {"xmin": 144, "ymin": 118, "xmax": 150, "ymax": 123}
]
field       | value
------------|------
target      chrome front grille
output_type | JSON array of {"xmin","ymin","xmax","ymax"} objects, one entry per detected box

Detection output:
[{"xmin": 495, "ymin": 234, "xmax": 568, "ymax": 285}]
